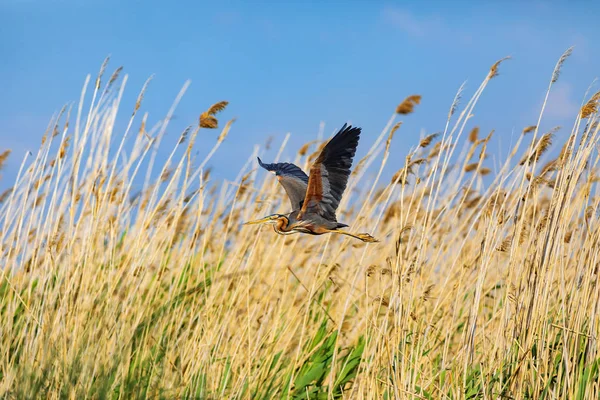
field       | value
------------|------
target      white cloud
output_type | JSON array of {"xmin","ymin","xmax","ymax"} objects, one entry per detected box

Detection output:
[
  {"xmin": 382, "ymin": 7, "xmax": 443, "ymax": 38},
  {"xmin": 542, "ymin": 82, "xmax": 580, "ymax": 121},
  {"xmin": 381, "ymin": 6, "xmax": 473, "ymax": 45}
]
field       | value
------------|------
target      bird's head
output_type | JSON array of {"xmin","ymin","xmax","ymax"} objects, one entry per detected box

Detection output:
[{"xmin": 243, "ymin": 214, "xmax": 287, "ymax": 226}]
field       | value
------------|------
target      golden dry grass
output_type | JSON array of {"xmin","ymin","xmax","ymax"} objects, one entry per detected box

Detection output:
[{"xmin": 1, "ymin": 50, "xmax": 600, "ymax": 399}]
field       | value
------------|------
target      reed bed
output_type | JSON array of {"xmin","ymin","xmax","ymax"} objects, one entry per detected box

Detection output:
[{"xmin": 1, "ymin": 49, "xmax": 599, "ymax": 399}]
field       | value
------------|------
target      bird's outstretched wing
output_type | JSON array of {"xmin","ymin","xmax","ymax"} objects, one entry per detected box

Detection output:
[
  {"xmin": 258, "ymin": 157, "xmax": 309, "ymax": 210},
  {"xmin": 299, "ymin": 124, "xmax": 361, "ymax": 221}
]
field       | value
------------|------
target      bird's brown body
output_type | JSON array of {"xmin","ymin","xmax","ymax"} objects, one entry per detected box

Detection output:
[
  {"xmin": 244, "ymin": 124, "xmax": 378, "ymax": 243},
  {"xmin": 271, "ymin": 212, "xmax": 338, "ymax": 235}
]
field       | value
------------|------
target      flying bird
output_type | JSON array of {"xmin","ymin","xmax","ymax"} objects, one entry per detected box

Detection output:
[{"xmin": 244, "ymin": 123, "xmax": 378, "ymax": 242}]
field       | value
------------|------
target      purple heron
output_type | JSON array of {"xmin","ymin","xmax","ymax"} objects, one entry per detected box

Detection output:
[{"xmin": 244, "ymin": 124, "xmax": 378, "ymax": 242}]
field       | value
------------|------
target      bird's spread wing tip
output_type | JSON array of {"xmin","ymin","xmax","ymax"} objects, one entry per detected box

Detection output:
[{"xmin": 257, "ymin": 157, "xmax": 267, "ymax": 169}]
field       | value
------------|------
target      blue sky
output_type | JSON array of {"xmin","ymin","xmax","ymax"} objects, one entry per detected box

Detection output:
[{"xmin": 1, "ymin": 1, "xmax": 599, "ymax": 186}]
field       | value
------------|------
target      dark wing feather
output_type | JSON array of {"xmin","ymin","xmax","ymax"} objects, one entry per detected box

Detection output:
[
  {"xmin": 300, "ymin": 124, "xmax": 361, "ymax": 221},
  {"xmin": 257, "ymin": 157, "xmax": 309, "ymax": 210}
]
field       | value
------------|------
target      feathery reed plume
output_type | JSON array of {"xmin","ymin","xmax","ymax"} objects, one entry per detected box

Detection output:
[
  {"xmin": 427, "ymin": 142, "xmax": 442, "ymax": 160},
  {"xmin": 385, "ymin": 125, "xmax": 396, "ymax": 153},
  {"xmin": 526, "ymin": 172, "xmax": 556, "ymax": 189},
  {"xmin": 409, "ymin": 158, "xmax": 427, "ymax": 169},
  {"xmin": 203, "ymin": 167, "xmax": 212, "ymax": 181},
  {"xmin": 580, "ymin": 91, "xmax": 600, "ymax": 119},
  {"xmin": 488, "ymin": 56, "xmax": 511, "ymax": 79},
  {"xmin": 134, "ymin": 75, "xmax": 154, "ymax": 115},
  {"xmin": 391, "ymin": 168, "xmax": 408, "ymax": 185},
  {"xmin": 208, "ymin": 101, "xmax": 229, "ymax": 115},
  {"xmin": 552, "ymin": 46, "xmax": 574, "ymax": 83},
  {"xmin": 468, "ymin": 127, "xmax": 479, "ymax": 143},
  {"xmin": 32, "ymin": 175, "xmax": 51, "ymax": 191},
  {"xmin": 537, "ymin": 213, "xmax": 550, "ymax": 234},
  {"xmin": 95, "ymin": 56, "xmax": 110, "ymax": 89},
  {"xmin": 519, "ymin": 224, "xmax": 530, "ymax": 244},
  {"xmin": 419, "ymin": 132, "xmax": 440, "ymax": 148},
  {"xmin": 107, "ymin": 66, "xmax": 123, "ymax": 89},
  {"xmin": 33, "ymin": 193, "xmax": 46, "ymax": 208},
  {"xmin": 396, "ymin": 95, "xmax": 422, "ymax": 114},
  {"xmin": 479, "ymin": 167, "xmax": 491, "ymax": 176},
  {"xmin": 390, "ymin": 122, "xmax": 402, "ymax": 136},
  {"xmin": 391, "ymin": 158, "xmax": 426, "ymax": 185},
  {"xmin": 178, "ymin": 125, "xmax": 193, "ymax": 145},
  {"xmin": 0, "ymin": 150, "xmax": 10, "ymax": 171},
  {"xmin": 218, "ymin": 119, "xmax": 235, "ymax": 142},
  {"xmin": 297, "ymin": 142, "xmax": 312, "ymax": 156},
  {"xmin": 522, "ymin": 125, "xmax": 537, "ymax": 135},
  {"xmin": 464, "ymin": 163, "xmax": 478, "ymax": 172},
  {"xmin": 160, "ymin": 168, "xmax": 172, "ymax": 182},
  {"xmin": 138, "ymin": 117, "xmax": 147, "ymax": 138},
  {"xmin": 298, "ymin": 140, "xmax": 321, "ymax": 157},
  {"xmin": 520, "ymin": 132, "xmax": 554, "ymax": 165},
  {"xmin": 449, "ymin": 82, "xmax": 465, "ymax": 118},
  {"xmin": 540, "ymin": 159, "xmax": 558, "ymax": 175},
  {"xmin": 366, "ymin": 265, "xmax": 378, "ymax": 277},
  {"xmin": 496, "ymin": 236, "xmax": 512, "ymax": 252},
  {"xmin": 558, "ymin": 134, "xmax": 575, "ymax": 165},
  {"xmin": 0, "ymin": 188, "xmax": 12, "ymax": 203},
  {"xmin": 564, "ymin": 230, "xmax": 573, "ymax": 243},
  {"xmin": 465, "ymin": 195, "xmax": 482, "ymax": 209},
  {"xmin": 585, "ymin": 206, "xmax": 594, "ymax": 223},
  {"xmin": 199, "ymin": 101, "xmax": 229, "ymax": 129},
  {"xmin": 58, "ymin": 136, "xmax": 71, "ymax": 159},
  {"xmin": 373, "ymin": 296, "xmax": 389, "ymax": 307},
  {"xmin": 200, "ymin": 115, "xmax": 218, "ymax": 129},
  {"xmin": 52, "ymin": 105, "xmax": 67, "ymax": 138},
  {"xmin": 421, "ymin": 284, "xmax": 435, "ymax": 301}
]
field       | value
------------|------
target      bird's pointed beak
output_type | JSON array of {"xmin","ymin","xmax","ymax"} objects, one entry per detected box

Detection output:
[{"xmin": 243, "ymin": 216, "xmax": 272, "ymax": 225}]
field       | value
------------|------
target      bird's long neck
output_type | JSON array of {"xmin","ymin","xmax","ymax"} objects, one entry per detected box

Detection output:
[{"xmin": 273, "ymin": 216, "xmax": 294, "ymax": 235}]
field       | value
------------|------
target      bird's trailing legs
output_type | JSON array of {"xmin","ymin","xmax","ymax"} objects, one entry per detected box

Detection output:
[{"xmin": 325, "ymin": 229, "xmax": 379, "ymax": 243}]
